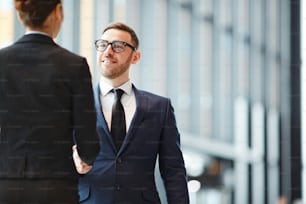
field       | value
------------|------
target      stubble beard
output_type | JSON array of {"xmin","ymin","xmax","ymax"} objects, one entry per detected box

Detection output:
[{"xmin": 100, "ymin": 54, "xmax": 133, "ymax": 80}]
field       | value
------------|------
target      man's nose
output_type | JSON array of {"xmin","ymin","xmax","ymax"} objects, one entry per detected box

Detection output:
[{"xmin": 104, "ymin": 44, "xmax": 114, "ymax": 53}]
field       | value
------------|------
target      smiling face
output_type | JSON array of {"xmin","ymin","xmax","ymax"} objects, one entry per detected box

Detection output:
[{"xmin": 97, "ymin": 28, "xmax": 141, "ymax": 87}]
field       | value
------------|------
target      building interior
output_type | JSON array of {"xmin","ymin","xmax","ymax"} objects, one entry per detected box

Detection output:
[{"xmin": 0, "ymin": 0, "xmax": 304, "ymax": 203}]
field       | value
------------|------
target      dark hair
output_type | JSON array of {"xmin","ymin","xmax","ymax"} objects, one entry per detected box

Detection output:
[
  {"xmin": 103, "ymin": 22, "xmax": 139, "ymax": 49},
  {"xmin": 14, "ymin": 0, "xmax": 61, "ymax": 27}
]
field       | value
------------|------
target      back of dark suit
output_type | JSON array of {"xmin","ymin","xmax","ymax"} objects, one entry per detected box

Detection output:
[{"xmin": 0, "ymin": 34, "xmax": 99, "ymax": 203}]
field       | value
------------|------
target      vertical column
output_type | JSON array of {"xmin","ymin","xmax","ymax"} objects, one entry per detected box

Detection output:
[
  {"xmin": 266, "ymin": 0, "xmax": 281, "ymax": 203},
  {"xmin": 251, "ymin": 103, "xmax": 265, "ymax": 204},
  {"xmin": 198, "ymin": 0, "xmax": 214, "ymax": 137},
  {"xmin": 249, "ymin": 0, "xmax": 265, "ymax": 203},
  {"xmin": 279, "ymin": 0, "xmax": 291, "ymax": 201},
  {"xmin": 301, "ymin": 0, "xmax": 306, "ymax": 203},
  {"xmin": 190, "ymin": 0, "xmax": 213, "ymax": 136},
  {"xmin": 113, "ymin": 0, "xmax": 126, "ymax": 22},
  {"xmin": 93, "ymin": 0, "xmax": 112, "ymax": 83},
  {"xmin": 176, "ymin": 0, "xmax": 192, "ymax": 130},
  {"xmin": 0, "ymin": 1, "xmax": 15, "ymax": 47},
  {"xmin": 58, "ymin": 0, "xmax": 80, "ymax": 53},
  {"xmin": 220, "ymin": 0, "xmax": 235, "ymax": 142},
  {"xmin": 289, "ymin": 0, "xmax": 301, "ymax": 200},
  {"xmin": 234, "ymin": 97, "xmax": 249, "ymax": 204},
  {"xmin": 166, "ymin": 0, "xmax": 179, "ymax": 107},
  {"xmin": 125, "ymin": 0, "xmax": 141, "ymax": 85},
  {"xmin": 80, "ymin": 0, "xmax": 94, "ymax": 75},
  {"xmin": 267, "ymin": 109, "xmax": 280, "ymax": 204},
  {"xmin": 94, "ymin": 0, "xmax": 111, "ymax": 37},
  {"xmin": 138, "ymin": 0, "xmax": 168, "ymax": 96},
  {"xmin": 233, "ymin": 5, "xmax": 252, "ymax": 202}
]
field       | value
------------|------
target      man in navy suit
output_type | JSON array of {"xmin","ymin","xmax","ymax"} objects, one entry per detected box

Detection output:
[
  {"xmin": 75, "ymin": 22, "xmax": 189, "ymax": 204},
  {"xmin": 0, "ymin": 0, "xmax": 99, "ymax": 203}
]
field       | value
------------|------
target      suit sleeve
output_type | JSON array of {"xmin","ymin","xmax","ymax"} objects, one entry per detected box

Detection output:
[
  {"xmin": 158, "ymin": 99, "xmax": 190, "ymax": 204},
  {"xmin": 72, "ymin": 58, "xmax": 99, "ymax": 165}
]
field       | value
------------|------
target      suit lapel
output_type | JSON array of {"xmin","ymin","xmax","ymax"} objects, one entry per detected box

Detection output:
[
  {"xmin": 118, "ymin": 86, "xmax": 147, "ymax": 155},
  {"xmin": 95, "ymin": 85, "xmax": 148, "ymax": 155},
  {"xmin": 94, "ymin": 86, "xmax": 117, "ymax": 152}
]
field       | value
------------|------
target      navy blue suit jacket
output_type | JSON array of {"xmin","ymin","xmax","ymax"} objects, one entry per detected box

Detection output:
[{"xmin": 79, "ymin": 85, "xmax": 189, "ymax": 204}]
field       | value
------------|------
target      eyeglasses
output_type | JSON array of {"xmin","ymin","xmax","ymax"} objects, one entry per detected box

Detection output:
[{"xmin": 95, "ymin": 39, "xmax": 136, "ymax": 53}]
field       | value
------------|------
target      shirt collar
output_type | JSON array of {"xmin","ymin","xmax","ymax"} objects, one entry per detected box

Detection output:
[
  {"xmin": 99, "ymin": 79, "xmax": 133, "ymax": 96},
  {"xmin": 25, "ymin": 30, "xmax": 51, "ymax": 37}
]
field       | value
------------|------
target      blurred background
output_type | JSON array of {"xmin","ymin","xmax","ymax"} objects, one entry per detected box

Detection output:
[{"xmin": 0, "ymin": 0, "xmax": 304, "ymax": 203}]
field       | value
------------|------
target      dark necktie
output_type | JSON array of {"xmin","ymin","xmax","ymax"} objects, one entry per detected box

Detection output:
[{"xmin": 111, "ymin": 89, "xmax": 126, "ymax": 150}]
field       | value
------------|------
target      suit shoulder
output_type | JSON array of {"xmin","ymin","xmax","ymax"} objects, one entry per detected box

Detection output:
[
  {"xmin": 56, "ymin": 45, "xmax": 85, "ymax": 61},
  {"xmin": 136, "ymin": 89, "xmax": 170, "ymax": 102},
  {"xmin": 0, "ymin": 44, "xmax": 19, "ymax": 62},
  {"xmin": 0, "ymin": 43, "xmax": 15, "ymax": 54}
]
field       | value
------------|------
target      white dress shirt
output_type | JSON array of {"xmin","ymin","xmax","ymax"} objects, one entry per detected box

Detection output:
[
  {"xmin": 99, "ymin": 79, "xmax": 136, "ymax": 133},
  {"xmin": 25, "ymin": 30, "xmax": 51, "ymax": 37}
]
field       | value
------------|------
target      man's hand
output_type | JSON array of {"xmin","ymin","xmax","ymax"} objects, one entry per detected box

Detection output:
[{"xmin": 72, "ymin": 145, "xmax": 93, "ymax": 174}]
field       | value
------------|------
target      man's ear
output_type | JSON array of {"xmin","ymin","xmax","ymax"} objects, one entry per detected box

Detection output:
[{"xmin": 131, "ymin": 50, "xmax": 141, "ymax": 64}]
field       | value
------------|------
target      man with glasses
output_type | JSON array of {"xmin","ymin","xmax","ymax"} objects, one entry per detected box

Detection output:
[{"xmin": 74, "ymin": 22, "xmax": 190, "ymax": 204}]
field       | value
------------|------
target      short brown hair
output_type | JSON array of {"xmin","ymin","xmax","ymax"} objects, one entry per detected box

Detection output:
[
  {"xmin": 14, "ymin": 0, "xmax": 61, "ymax": 28},
  {"xmin": 103, "ymin": 22, "xmax": 139, "ymax": 49}
]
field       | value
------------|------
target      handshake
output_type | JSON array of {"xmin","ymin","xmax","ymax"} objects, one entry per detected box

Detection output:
[{"xmin": 72, "ymin": 145, "xmax": 93, "ymax": 174}]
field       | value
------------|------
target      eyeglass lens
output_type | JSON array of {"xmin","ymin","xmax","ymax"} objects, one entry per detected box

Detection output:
[
  {"xmin": 95, "ymin": 40, "xmax": 135, "ymax": 53},
  {"xmin": 98, "ymin": 41, "xmax": 122, "ymax": 52}
]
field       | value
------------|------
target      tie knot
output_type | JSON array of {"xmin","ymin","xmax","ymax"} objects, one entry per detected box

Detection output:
[{"xmin": 113, "ymin": 89, "xmax": 124, "ymax": 99}]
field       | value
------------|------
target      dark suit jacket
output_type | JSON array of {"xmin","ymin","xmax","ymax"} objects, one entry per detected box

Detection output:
[
  {"xmin": 78, "ymin": 85, "xmax": 189, "ymax": 204},
  {"xmin": 0, "ymin": 34, "xmax": 99, "ymax": 179}
]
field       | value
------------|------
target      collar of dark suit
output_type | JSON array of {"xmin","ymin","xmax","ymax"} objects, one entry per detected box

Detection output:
[{"xmin": 16, "ymin": 34, "xmax": 56, "ymax": 45}]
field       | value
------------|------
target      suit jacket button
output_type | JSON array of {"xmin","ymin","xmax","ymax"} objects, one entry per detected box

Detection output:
[
  {"xmin": 115, "ymin": 184, "xmax": 120, "ymax": 191},
  {"xmin": 117, "ymin": 158, "xmax": 122, "ymax": 163}
]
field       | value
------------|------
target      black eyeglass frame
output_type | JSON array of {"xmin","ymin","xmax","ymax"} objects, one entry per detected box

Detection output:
[{"xmin": 94, "ymin": 39, "xmax": 136, "ymax": 53}]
